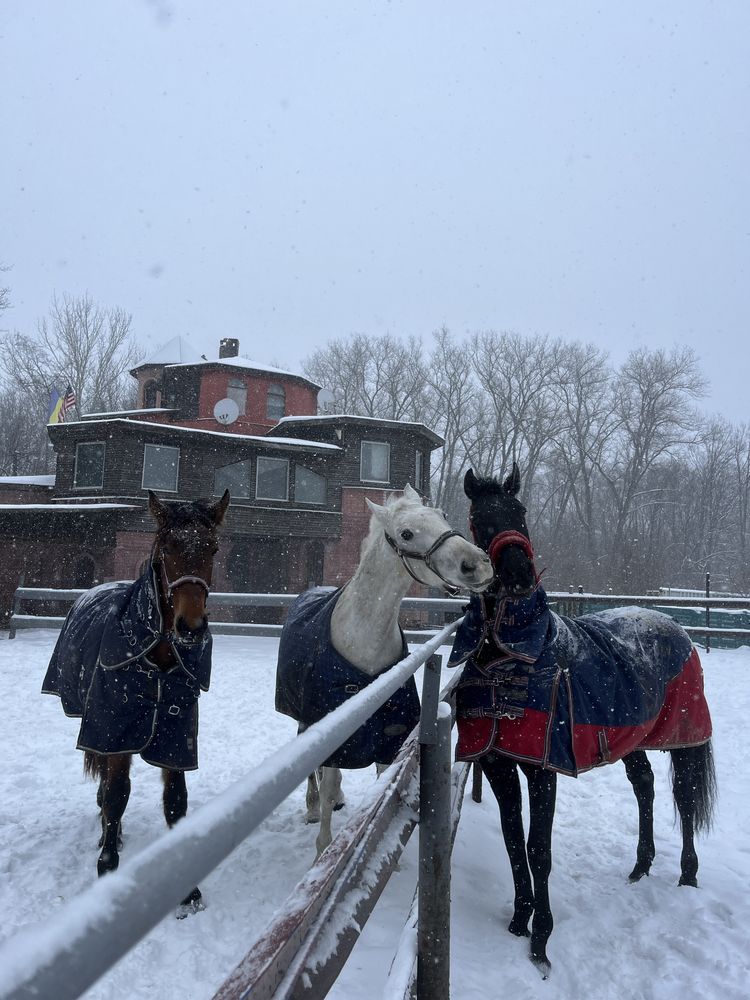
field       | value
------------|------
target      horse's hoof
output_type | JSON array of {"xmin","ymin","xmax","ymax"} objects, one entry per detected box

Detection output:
[
  {"xmin": 176, "ymin": 887, "xmax": 205, "ymax": 919},
  {"xmin": 304, "ymin": 813, "xmax": 320, "ymax": 824},
  {"xmin": 530, "ymin": 952, "xmax": 551, "ymax": 979},
  {"xmin": 97, "ymin": 853, "xmax": 118, "ymax": 877},
  {"xmin": 628, "ymin": 865, "xmax": 650, "ymax": 882},
  {"xmin": 678, "ymin": 874, "xmax": 698, "ymax": 887},
  {"xmin": 508, "ymin": 917, "xmax": 531, "ymax": 937}
]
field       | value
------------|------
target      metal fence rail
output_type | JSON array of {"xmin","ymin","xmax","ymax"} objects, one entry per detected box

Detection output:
[{"xmin": 0, "ymin": 620, "xmax": 462, "ymax": 1000}]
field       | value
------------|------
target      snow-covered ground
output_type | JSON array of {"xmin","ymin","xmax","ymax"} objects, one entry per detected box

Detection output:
[{"xmin": 1, "ymin": 630, "xmax": 748, "ymax": 1000}]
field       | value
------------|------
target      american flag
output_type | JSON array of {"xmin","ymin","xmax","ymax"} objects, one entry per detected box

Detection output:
[{"xmin": 60, "ymin": 384, "xmax": 77, "ymax": 421}]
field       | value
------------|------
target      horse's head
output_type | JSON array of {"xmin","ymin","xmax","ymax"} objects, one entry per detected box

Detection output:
[
  {"xmin": 149, "ymin": 489, "xmax": 230, "ymax": 645},
  {"xmin": 464, "ymin": 464, "xmax": 537, "ymax": 599},
  {"xmin": 366, "ymin": 483, "xmax": 494, "ymax": 594}
]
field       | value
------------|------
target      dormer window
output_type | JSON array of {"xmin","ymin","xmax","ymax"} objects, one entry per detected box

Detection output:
[
  {"xmin": 227, "ymin": 378, "xmax": 247, "ymax": 415},
  {"xmin": 267, "ymin": 383, "xmax": 285, "ymax": 420}
]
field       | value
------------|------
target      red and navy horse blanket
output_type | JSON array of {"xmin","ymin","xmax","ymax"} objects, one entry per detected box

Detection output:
[
  {"xmin": 449, "ymin": 586, "xmax": 711, "ymax": 775},
  {"xmin": 42, "ymin": 566, "xmax": 212, "ymax": 771},
  {"xmin": 275, "ymin": 586, "xmax": 421, "ymax": 769}
]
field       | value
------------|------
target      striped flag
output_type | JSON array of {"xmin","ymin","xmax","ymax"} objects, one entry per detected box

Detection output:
[
  {"xmin": 47, "ymin": 384, "xmax": 77, "ymax": 424},
  {"xmin": 60, "ymin": 384, "xmax": 77, "ymax": 421}
]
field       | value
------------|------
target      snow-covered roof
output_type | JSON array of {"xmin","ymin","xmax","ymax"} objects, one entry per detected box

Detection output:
[
  {"xmin": 165, "ymin": 356, "xmax": 321, "ymax": 387},
  {"xmin": 274, "ymin": 413, "xmax": 444, "ymax": 446},
  {"xmin": 81, "ymin": 408, "xmax": 175, "ymax": 420},
  {"xmin": 134, "ymin": 336, "xmax": 203, "ymax": 368},
  {"xmin": 0, "ymin": 503, "xmax": 138, "ymax": 511},
  {"xmin": 0, "ymin": 475, "xmax": 55, "ymax": 487},
  {"xmin": 49, "ymin": 418, "xmax": 342, "ymax": 451}
]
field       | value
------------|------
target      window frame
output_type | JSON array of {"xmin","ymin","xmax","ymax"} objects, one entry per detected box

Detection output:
[
  {"xmin": 227, "ymin": 377, "xmax": 247, "ymax": 416},
  {"xmin": 141, "ymin": 442, "xmax": 180, "ymax": 493},
  {"xmin": 360, "ymin": 440, "xmax": 390, "ymax": 484},
  {"xmin": 214, "ymin": 458, "xmax": 253, "ymax": 500},
  {"xmin": 73, "ymin": 440, "xmax": 106, "ymax": 490},
  {"xmin": 415, "ymin": 449, "xmax": 425, "ymax": 491},
  {"xmin": 256, "ymin": 455, "xmax": 289, "ymax": 501},
  {"xmin": 266, "ymin": 383, "xmax": 286, "ymax": 421},
  {"xmin": 295, "ymin": 465, "xmax": 327, "ymax": 505}
]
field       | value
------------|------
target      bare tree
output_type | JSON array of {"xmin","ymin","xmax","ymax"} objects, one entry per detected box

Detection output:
[
  {"xmin": 303, "ymin": 333, "xmax": 431, "ymax": 422},
  {"xmin": 0, "ymin": 292, "xmax": 141, "ymax": 416},
  {"xmin": 0, "ymin": 263, "xmax": 11, "ymax": 322},
  {"xmin": 596, "ymin": 346, "xmax": 708, "ymax": 588}
]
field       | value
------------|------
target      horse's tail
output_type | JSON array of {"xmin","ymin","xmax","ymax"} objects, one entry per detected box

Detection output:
[
  {"xmin": 670, "ymin": 740, "xmax": 718, "ymax": 835},
  {"xmin": 83, "ymin": 750, "xmax": 106, "ymax": 781}
]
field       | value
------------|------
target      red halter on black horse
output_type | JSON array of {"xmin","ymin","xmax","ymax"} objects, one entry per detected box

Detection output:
[
  {"xmin": 43, "ymin": 489, "xmax": 229, "ymax": 916},
  {"xmin": 457, "ymin": 465, "xmax": 716, "ymax": 975}
]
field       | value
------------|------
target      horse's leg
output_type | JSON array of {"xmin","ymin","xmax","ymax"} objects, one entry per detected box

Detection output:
[
  {"xmin": 97, "ymin": 754, "xmax": 131, "ymax": 876},
  {"xmin": 162, "ymin": 768, "xmax": 204, "ymax": 915},
  {"xmin": 481, "ymin": 754, "xmax": 535, "ymax": 938},
  {"xmin": 315, "ymin": 766, "xmax": 343, "ymax": 858},
  {"xmin": 523, "ymin": 763, "xmax": 557, "ymax": 976},
  {"xmin": 623, "ymin": 751, "xmax": 656, "ymax": 881},
  {"xmin": 305, "ymin": 770, "xmax": 321, "ymax": 824}
]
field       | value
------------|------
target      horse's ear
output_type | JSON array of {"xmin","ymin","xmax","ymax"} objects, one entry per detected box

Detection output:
[
  {"xmin": 464, "ymin": 468, "xmax": 481, "ymax": 500},
  {"xmin": 503, "ymin": 462, "xmax": 521, "ymax": 496},
  {"xmin": 402, "ymin": 483, "xmax": 421, "ymax": 502},
  {"xmin": 210, "ymin": 489, "xmax": 230, "ymax": 525},
  {"xmin": 365, "ymin": 497, "xmax": 388, "ymax": 523},
  {"xmin": 148, "ymin": 490, "xmax": 169, "ymax": 526}
]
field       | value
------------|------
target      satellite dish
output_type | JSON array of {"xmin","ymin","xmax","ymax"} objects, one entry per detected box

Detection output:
[
  {"xmin": 317, "ymin": 388, "xmax": 337, "ymax": 414},
  {"xmin": 214, "ymin": 397, "xmax": 239, "ymax": 425}
]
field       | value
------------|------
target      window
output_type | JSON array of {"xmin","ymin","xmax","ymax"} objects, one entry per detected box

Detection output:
[
  {"xmin": 143, "ymin": 379, "xmax": 159, "ymax": 408},
  {"xmin": 74, "ymin": 441, "xmax": 105, "ymax": 489},
  {"xmin": 266, "ymin": 383, "xmax": 285, "ymax": 420},
  {"xmin": 295, "ymin": 466, "xmax": 326, "ymax": 504},
  {"xmin": 360, "ymin": 441, "xmax": 390, "ymax": 483},
  {"xmin": 227, "ymin": 378, "xmax": 247, "ymax": 415},
  {"xmin": 415, "ymin": 450, "xmax": 425, "ymax": 491},
  {"xmin": 256, "ymin": 456, "xmax": 289, "ymax": 500},
  {"xmin": 142, "ymin": 443, "xmax": 180, "ymax": 492},
  {"xmin": 214, "ymin": 459, "xmax": 253, "ymax": 499}
]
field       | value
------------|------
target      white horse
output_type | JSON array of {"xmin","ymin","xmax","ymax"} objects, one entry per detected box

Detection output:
[{"xmin": 276, "ymin": 484, "xmax": 494, "ymax": 856}]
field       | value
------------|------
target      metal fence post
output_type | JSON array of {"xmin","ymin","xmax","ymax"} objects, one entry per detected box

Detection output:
[
  {"xmin": 417, "ymin": 700, "xmax": 452, "ymax": 1000},
  {"xmin": 8, "ymin": 574, "xmax": 24, "ymax": 640},
  {"xmin": 705, "ymin": 571, "xmax": 711, "ymax": 653}
]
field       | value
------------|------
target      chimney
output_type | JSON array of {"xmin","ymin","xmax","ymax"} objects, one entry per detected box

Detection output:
[{"xmin": 219, "ymin": 338, "xmax": 239, "ymax": 359}]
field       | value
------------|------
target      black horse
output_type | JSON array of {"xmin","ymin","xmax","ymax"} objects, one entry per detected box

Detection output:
[
  {"xmin": 42, "ymin": 489, "xmax": 229, "ymax": 915},
  {"xmin": 451, "ymin": 465, "xmax": 716, "ymax": 974}
]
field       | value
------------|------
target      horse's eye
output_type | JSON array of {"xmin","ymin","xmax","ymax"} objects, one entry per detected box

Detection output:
[{"xmin": 400, "ymin": 529, "xmax": 414, "ymax": 542}]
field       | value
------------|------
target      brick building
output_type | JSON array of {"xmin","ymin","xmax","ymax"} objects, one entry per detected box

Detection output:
[{"xmin": 0, "ymin": 338, "xmax": 442, "ymax": 622}]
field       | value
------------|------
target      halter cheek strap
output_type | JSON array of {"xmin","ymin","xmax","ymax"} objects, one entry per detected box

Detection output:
[{"xmin": 384, "ymin": 528, "xmax": 466, "ymax": 596}]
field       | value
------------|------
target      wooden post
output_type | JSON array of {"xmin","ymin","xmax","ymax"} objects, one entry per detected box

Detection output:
[
  {"xmin": 417, "ymin": 703, "xmax": 452, "ymax": 1000},
  {"xmin": 705, "ymin": 571, "xmax": 711, "ymax": 653}
]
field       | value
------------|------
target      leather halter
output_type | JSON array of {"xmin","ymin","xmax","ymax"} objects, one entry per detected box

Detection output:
[
  {"xmin": 488, "ymin": 530, "xmax": 535, "ymax": 566},
  {"xmin": 384, "ymin": 528, "xmax": 466, "ymax": 596}
]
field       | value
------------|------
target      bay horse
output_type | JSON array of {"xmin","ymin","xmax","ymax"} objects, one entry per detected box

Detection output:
[
  {"xmin": 276, "ymin": 483, "xmax": 494, "ymax": 857},
  {"xmin": 42, "ymin": 489, "xmax": 230, "ymax": 916},
  {"xmin": 452, "ymin": 465, "xmax": 716, "ymax": 974}
]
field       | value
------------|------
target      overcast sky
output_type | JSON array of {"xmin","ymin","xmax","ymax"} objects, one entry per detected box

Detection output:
[{"xmin": 2, "ymin": 1, "xmax": 748, "ymax": 419}]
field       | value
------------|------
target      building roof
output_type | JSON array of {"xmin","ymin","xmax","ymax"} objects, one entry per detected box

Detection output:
[
  {"xmin": 132, "ymin": 336, "xmax": 203, "ymax": 369},
  {"xmin": 274, "ymin": 414, "xmax": 444, "ymax": 448},
  {"xmin": 0, "ymin": 475, "xmax": 55, "ymax": 487},
  {"xmin": 48, "ymin": 418, "xmax": 342, "ymax": 452},
  {"xmin": 165, "ymin": 356, "xmax": 321, "ymax": 389}
]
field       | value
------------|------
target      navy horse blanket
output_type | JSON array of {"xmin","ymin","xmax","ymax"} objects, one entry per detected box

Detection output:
[
  {"xmin": 42, "ymin": 566, "xmax": 212, "ymax": 770},
  {"xmin": 275, "ymin": 587, "xmax": 421, "ymax": 768},
  {"xmin": 449, "ymin": 586, "xmax": 712, "ymax": 775}
]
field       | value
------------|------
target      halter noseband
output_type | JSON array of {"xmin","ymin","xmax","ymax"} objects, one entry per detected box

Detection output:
[
  {"xmin": 487, "ymin": 530, "xmax": 535, "ymax": 566},
  {"xmin": 152, "ymin": 541, "xmax": 212, "ymax": 605},
  {"xmin": 384, "ymin": 528, "xmax": 466, "ymax": 596}
]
